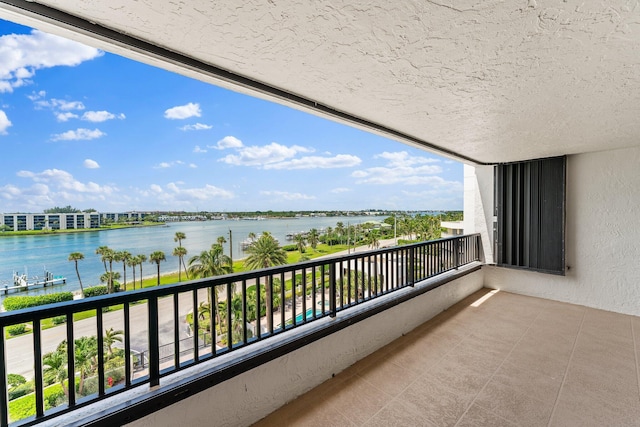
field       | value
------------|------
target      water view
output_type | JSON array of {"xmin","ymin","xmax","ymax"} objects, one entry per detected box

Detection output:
[{"xmin": 0, "ymin": 216, "xmax": 385, "ymax": 298}]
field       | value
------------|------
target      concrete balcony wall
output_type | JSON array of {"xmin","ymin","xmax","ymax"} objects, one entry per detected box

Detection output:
[
  {"xmin": 466, "ymin": 145, "xmax": 640, "ymax": 317},
  {"xmin": 125, "ymin": 268, "xmax": 484, "ymax": 427}
]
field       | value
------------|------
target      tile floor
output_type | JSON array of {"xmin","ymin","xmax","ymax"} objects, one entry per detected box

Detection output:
[{"xmin": 252, "ymin": 288, "xmax": 640, "ymax": 426}]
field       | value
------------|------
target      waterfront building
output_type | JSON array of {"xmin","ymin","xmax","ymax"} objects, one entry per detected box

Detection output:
[
  {"xmin": 0, "ymin": 212, "xmax": 150, "ymax": 231},
  {"xmin": 0, "ymin": 3, "xmax": 639, "ymax": 427}
]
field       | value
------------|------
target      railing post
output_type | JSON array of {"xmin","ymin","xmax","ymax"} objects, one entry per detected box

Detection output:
[
  {"xmin": 148, "ymin": 296, "xmax": 160, "ymax": 387},
  {"xmin": 97, "ymin": 309, "xmax": 105, "ymax": 396},
  {"xmin": 409, "ymin": 247, "xmax": 415, "ymax": 286},
  {"xmin": 1, "ymin": 326, "xmax": 8, "ymax": 427},
  {"xmin": 66, "ymin": 312, "xmax": 76, "ymax": 406},
  {"xmin": 329, "ymin": 263, "xmax": 337, "ymax": 318},
  {"xmin": 33, "ymin": 319, "xmax": 44, "ymax": 418},
  {"xmin": 454, "ymin": 238, "xmax": 460, "ymax": 269}
]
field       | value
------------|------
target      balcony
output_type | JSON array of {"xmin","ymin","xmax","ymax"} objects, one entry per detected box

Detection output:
[
  {"xmin": 255, "ymin": 288, "xmax": 640, "ymax": 426},
  {"xmin": 1, "ymin": 235, "xmax": 481, "ymax": 427}
]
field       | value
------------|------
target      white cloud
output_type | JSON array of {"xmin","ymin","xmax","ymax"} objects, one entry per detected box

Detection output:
[
  {"xmin": 153, "ymin": 160, "xmax": 191, "ymax": 169},
  {"xmin": 219, "ymin": 142, "xmax": 312, "ymax": 166},
  {"xmin": 193, "ymin": 145, "xmax": 207, "ymax": 153},
  {"xmin": 83, "ymin": 159, "xmax": 100, "ymax": 169},
  {"xmin": 260, "ymin": 191, "xmax": 315, "ymax": 200},
  {"xmin": 29, "ymin": 92, "xmax": 85, "ymax": 111},
  {"xmin": 330, "ymin": 187, "xmax": 351, "ymax": 193},
  {"xmin": 264, "ymin": 154, "xmax": 361, "ymax": 170},
  {"xmin": 158, "ymin": 182, "xmax": 234, "ymax": 201},
  {"xmin": 82, "ymin": 110, "xmax": 126, "ymax": 122},
  {"xmin": 0, "ymin": 30, "xmax": 102, "ymax": 93},
  {"xmin": 16, "ymin": 168, "xmax": 116, "ymax": 195},
  {"xmin": 351, "ymin": 150, "xmax": 446, "ymax": 185},
  {"xmin": 54, "ymin": 100, "xmax": 85, "ymax": 111},
  {"xmin": 0, "ymin": 110, "xmax": 12, "ymax": 134},
  {"xmin": 180, "ymin": 123, "xmax": 212, "ymax": 131},
  {"xmin": 164, "ymin": 102, "xmax": 201, "ymax": 119},
  {"xmin": 51, "ymin": 128, "xmax": 106, "ymax": 141},
  {"xmin": 188, "ymin": 163, "xmax": 197, "ymax": 168},
  {"xmin": 56, "ymin": 112, "xmax": 78, "ymax": 122},
  {"xmin": 375, "ymin": 151, "xmax": 440, "ymax": 167},
  {"xmin": 212, "ymin": 136, "xmax": 243, "ymax": 150},
  {"xmin": 150, "ymin": 184, "xmax": 163, "ymax": 193}
]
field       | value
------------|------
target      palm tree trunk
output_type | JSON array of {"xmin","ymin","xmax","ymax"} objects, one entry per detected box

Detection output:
[{"xmin": 75, "ymin": 262, "xmax": 85, "ymax": 298}]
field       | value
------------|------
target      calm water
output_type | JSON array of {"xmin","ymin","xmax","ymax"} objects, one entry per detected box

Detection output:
[{"xmin": 0, "ymin": 216, "xmax": 385, "ymax": 298}]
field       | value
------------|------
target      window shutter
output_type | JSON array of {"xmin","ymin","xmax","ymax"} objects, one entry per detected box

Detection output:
[{"xmin": 496, "ymin": 156, "xmax": 566, "ymax": 275}]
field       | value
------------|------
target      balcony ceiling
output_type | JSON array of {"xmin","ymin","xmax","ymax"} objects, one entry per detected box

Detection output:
[{"xmin": 2, "ymin": 0, "xmax": 639, "ymax": 164}]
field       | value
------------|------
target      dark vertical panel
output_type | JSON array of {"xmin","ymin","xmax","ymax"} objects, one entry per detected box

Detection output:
[
  {"xmin": 496, "ymin": 156, "xmax": 565, "ymax": 275},
  {"xmin": 1, "ymin": 326, "xmax": 8, "ymax": 427}
]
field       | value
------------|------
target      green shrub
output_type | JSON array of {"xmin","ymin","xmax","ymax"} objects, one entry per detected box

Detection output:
[
  {"xmin": 52, "ymin": 315, "xmax": 66, "ymax": 325},
  {"xmin": 8, "ymin": 381, "xmax": 34, "ymax": 401},
  {"xmin": 83, "ymin": 285, "xmax": 108, "ymax": 298},
  {"xmin": 282, "ymin": 244, "xmax": 297, "ymax": 252},
  {"xmin": 3, "ymin": 292, "xmax": 74, "ymax": 311},
  {"xmin": 8, "ymin": 383, "xmax": 67, "ymax": 422},
  {"xmin": 7, "ymin": 373, "xmax": 26, "ymax": 388},
  {"xmin": 7, "ymin": 324, "xmax": 27, "ymax": 336}
]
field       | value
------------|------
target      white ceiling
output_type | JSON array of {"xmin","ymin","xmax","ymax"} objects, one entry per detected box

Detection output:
[{"xmin": 1, "ymin": 0, "xmax": 639, "ymax": 164}]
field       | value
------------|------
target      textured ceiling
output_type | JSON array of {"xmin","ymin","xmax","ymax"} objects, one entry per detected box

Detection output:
[{"xmin": 2, "ymin": 0, "xmax": 639, "ymax": 164}]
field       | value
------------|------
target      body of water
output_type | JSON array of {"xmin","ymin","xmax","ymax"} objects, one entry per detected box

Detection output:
[{"xmin": 0, "ymin": 216, "xmax": 386, "ymax": 298}]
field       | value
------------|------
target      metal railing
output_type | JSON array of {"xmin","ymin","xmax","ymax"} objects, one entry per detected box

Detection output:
[{"xmin": 0, "ymin": 234, "xmax": 480, "ymax": 426}]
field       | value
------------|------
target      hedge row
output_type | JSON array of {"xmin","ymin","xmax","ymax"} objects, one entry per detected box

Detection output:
[
  {"xmin": 83, "ymin": 285, "xmax": 108, "ymax": 298},
  {"xmin": 3, "ymin": 292, "xmax": 74, "ymax": 311},
  {"xmin": 9, "ymin": 382, "xmax": 67, "ymax": 422}
]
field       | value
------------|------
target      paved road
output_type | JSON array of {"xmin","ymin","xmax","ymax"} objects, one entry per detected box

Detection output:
[{"xmin": 5, "ymin": 238, "xmax": 402, "ymax": 379}]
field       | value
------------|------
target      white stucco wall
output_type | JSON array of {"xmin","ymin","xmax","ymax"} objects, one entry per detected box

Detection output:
[
  {"xmin": 463, "ymin": 164, "xmax": 495, "ymax": 264},
  {"xmin": 467, "ymin": 145, "xmax": 640, "ymax": 316},
  {"xmin": 126, "ymin": 269, "xmax": 484, "ymax": 427}
]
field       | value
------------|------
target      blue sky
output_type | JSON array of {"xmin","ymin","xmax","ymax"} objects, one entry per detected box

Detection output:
[{"xmin": 0, "ymin": 19, "xmax": 463, "ymax": 213}]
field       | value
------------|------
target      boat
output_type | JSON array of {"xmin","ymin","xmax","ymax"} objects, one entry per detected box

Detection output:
[{"xmin": 1, "ymin": 269, "xmax": 66, "ymax": 295}]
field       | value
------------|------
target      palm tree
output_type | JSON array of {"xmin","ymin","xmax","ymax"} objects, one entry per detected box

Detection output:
[
  {"xmin": 325, "ymin": 226, "xmax": 333, "ymax": 246},
  {"xmin": 294, "ymin": 233, "xmax": 306, "ymax": 254},
  {"xmin": 115, "ymin": 251, "xmax": 132, "ymax": 291},
  {"xmin": 149, "ymin": 251, "xmax": 166, "ymax": 286},
  {"xmin": 308, "ymin": 228, "xmax": 320, "ymax": 250},
  {"xmin": 74, "ymin": 336, "xmax": 98, "ymax": 396},
  {"xmin": 100, "ymin": 271, "xmax": 121, "ymax": 289},
  {"xmin": 43, "ymin": 348, "xmax": 68, "ymax": 397},
  {"xmin": 95, "ymin": 246, "xmax": 110, "ymax": 273},
  {"xmin": 68, "ymin": 252, "xmax": 86, "ymax": 298},
  {"xmin": 216, "ymin": 235, "xmax": 227, "ymax": 247},
  {"xmin": 368, "ymin": 230, "xmax": 380, "ymax": 249},
  {"xmin": 137, "ymin": 254, "xmax": 147, "ymax": 289},
  {"xmin": 104, "ymin": 328, "xmax": 123, "ymax": 355},
  {"xmin": 335, "ymin": 222, "xmax": 345, "ymax": 244},
  {"xmin": 187, "ymin": 244, "xmax": 233, "ymax": 278},
  {"xmin": 98, "ymin": 247, "xmax": 116, "ymax": 293},
  {"xmin": 174, "ymin": 231, "xmax": 188, "ymax": 276},
  {"xmin": 173, "ymin": 246, "xmax": 188, "ymax": 281},
  {"xmin": 174, "ymin": 231, "xmax": 186, "ymax": 248},
  {"xmin": 127, "ymin": 256, "xmax": 138, "ymax": 291},
  {"xmin": 188, "ymin": 244, "xmax": 233, "ymax": 334},
  {"xmin": 244, "ymin": 232, "xmax": 287, "ymax": 332}
]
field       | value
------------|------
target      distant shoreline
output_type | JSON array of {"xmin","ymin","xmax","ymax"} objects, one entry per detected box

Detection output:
[{"xmin": 0, "ymin": 222, "xmax": 166, "ymax": 237}]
